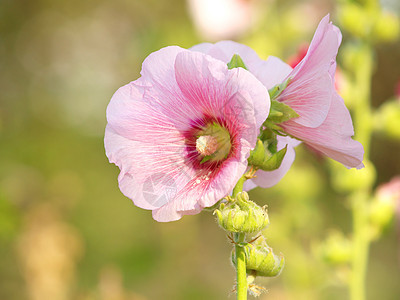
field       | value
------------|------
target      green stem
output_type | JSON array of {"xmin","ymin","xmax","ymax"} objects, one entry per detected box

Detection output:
[
  {"xmin": 350, "ymin": 45, "xmax": 373, "ymax": 300},
  {"xmin": 234, "ymin": 232, "xmax": 247, "ymax": 300},
  {"xmin": 232, "ymin": 176, "xmax": 246, "ymax": 198},
  {"xmin": 232, "ymin": 176, "xmax": 248, "ymax": 299}
]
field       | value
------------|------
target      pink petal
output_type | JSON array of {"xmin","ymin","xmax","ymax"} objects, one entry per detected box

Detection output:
[
  {"xmin": 254, "ymin": 56, "xmax": 293, "ymax": 89},
  {"xmin": 281, "ymin": 92, "xmax": 364, "ymax": 168},
  {"xmin": 174, "ymin": 50, "xmax": 270, "ymax": 134},
  {"xmin": 191, "ymin": 41, "xmax": 293, "ymax": 90},
  {"xmin": 278, "ymin": 14, "xmax": 341, "ymax": 128},
  {"xmin": 191, "ymin": 40, "xmax": 262, "ymax": 70}
]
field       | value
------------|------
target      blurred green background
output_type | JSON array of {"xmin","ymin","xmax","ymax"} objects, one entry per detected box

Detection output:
[{"xmin": 1, "ymin": 0, "xmax": 400, "ymax": 299}]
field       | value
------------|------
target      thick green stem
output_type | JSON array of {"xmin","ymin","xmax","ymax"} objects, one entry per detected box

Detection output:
[
  {"xmin": 234, "ymin": 232, "xmax": 247, "ymax": 300},
  {"xmin": 350, "ymin": 45, "xmax": 373, "ymax": 300}
]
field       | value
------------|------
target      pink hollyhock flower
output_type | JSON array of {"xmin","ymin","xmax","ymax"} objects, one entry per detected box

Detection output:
[
  {"xmin": 105, "ymin": 46, "xmax": 270, "ymax": 222},
  {"xmin": 276, "ymin": 15, "xmax": 363, "ymax": 169}
]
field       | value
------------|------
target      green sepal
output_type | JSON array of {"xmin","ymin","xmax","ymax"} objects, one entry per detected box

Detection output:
[
  {"xmin": 266, "ymin": 100, "xmax": 299, "ymax": 124},
  {"xmin": 268, "ymin": 77, "xmax": 291, "ymax": 100},
  {"xmin": 259, "ymin": 128, "xmax": 277, "ymax": 153},
  {"xmin": 248, "ymin": 140, "xmax": 266, "ymax": 166},
  {"xmin": 248, "ymin": 140, "xmax": 287, "ymax": 171},
  {"xmin": 227, "ymin": 54, "xmax": 248, "ymax": 70},
  {"xmin": 260, "ymin": 146, "xmax": 287, "ymax": 171}
]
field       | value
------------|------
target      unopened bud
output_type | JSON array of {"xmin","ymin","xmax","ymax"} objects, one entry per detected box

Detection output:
[
  {"xmin": 214, "ymin": 192, "xmax": 269, "ymax": 233},
  {"xmin": 232, "ymin": 235, "xmax": 285, "ymax": 277}
]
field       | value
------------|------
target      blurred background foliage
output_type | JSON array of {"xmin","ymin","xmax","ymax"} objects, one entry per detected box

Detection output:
[{"xmin": 0, "ymin": 0, "xmax": 399, "ymax": 299}]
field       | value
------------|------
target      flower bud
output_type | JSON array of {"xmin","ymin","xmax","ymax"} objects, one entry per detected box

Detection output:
[
  {"xmin": 214, "ymin": 192, "xmax": 269, "ymax": 233},
  {"xmin": 232, "ymin": 235, "xmax": 284, "ymax": 277}
]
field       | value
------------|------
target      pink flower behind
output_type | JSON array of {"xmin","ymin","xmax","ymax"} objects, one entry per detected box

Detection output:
[
  {"xmin": 276, "ymin": 15, "xmax": 364, "ymax": 169},
  {"xmin": 105, "ymin": 46, "xmax": 270, "ymax": 222}
]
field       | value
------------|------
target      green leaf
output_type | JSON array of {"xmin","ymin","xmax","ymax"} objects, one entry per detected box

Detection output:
[
  {"xmin": 268, "ymin": 77, "xmax": 291, "ymax": 100},
  {"xmin": 227, "ymin": 54, "xmax": 248, "ymax": 70}
]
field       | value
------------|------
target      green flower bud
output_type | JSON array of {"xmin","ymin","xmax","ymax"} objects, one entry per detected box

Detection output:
[
  {"xmin": 214, "ymin": 192, "xmax": 269, "ymax": 233},
  {"xmin": 232, "ymin": 235, "xmax": 284, "ymax": 277}
]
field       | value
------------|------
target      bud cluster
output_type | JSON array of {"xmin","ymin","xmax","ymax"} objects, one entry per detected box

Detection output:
[{"xmin": 214, "ymin": 192, "xmax": 284, "ymax": 282}]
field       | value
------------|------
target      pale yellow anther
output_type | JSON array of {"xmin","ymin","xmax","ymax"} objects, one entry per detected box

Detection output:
[{"xmin": 196, "ymin": 135, "xmax": 218, "ymax": 156}]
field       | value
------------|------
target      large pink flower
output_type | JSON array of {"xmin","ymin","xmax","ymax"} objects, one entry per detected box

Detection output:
[
  {"xmin": 193, "ymin": 14, "xmax": 364, "ymax": 172},
  {"xmin": 105, "ymin": 46, "xmax": 270, "ymax": 222}
]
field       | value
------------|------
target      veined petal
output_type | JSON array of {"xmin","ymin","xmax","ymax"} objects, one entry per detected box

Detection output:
[
  {"xmin": 278, "ymin": 14, "xmax": 340, "ymax": 128},
  {"xmin": 174, "ymin": 50, "xmax": 270, "ymax": 139},
  {"xmin": 281, "ymin": 92, "xmax": 363, "ymax": 168}
]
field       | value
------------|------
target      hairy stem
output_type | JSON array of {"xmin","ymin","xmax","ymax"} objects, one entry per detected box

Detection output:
[{"xmin": 234, "ymin": 232, "xmax": 247, "ymax": 300}]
